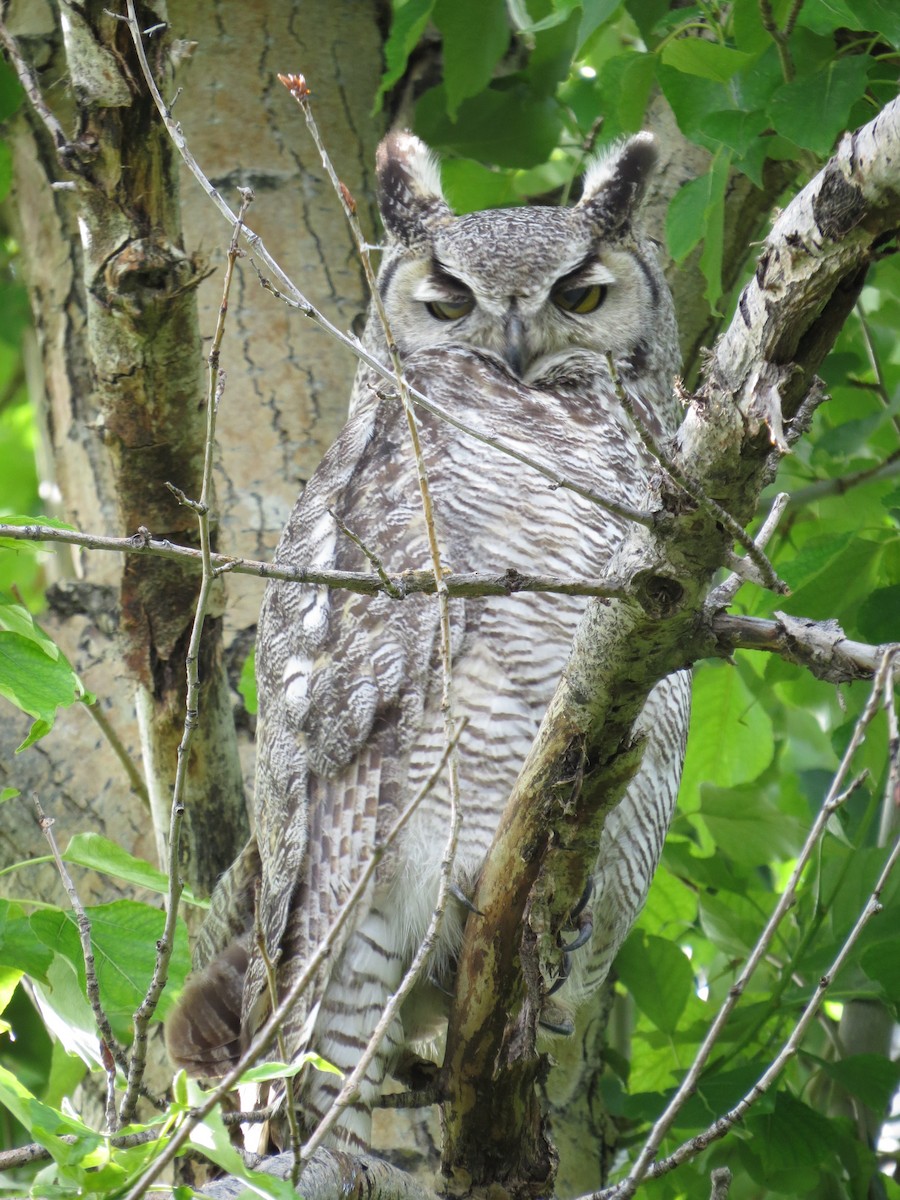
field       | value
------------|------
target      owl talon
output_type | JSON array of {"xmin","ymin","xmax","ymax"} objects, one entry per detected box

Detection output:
[
  {"xmin": 570, "ymin": 876, "xmax": 594, "ymax": 920},
  {"xmin": 546, "ymin": 951, "xmax": 571, "ymax": 996},
  {"xmin": 559, "ymin": 917, "xmax": 593, "ymax": 953},
  {"xmin": 539, "ymin": 1015, "xmax": 575, "ymax": 1036},
  {"xmin": 429, "ymin": 973, "xmax": 455, "ymax": 999},
  {"xmin": 450, "ymin": 882, "xmax": 483, "ymax": 916}
]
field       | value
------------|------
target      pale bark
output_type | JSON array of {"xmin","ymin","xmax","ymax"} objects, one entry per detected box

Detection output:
[{"xmin": 1, "ymin": 0, "xmax": 383, "ymax": 898}]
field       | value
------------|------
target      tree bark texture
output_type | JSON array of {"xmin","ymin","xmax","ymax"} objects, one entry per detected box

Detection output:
[{"xmin": 0, "ymin": 0, "xmax": 384, "ymax": 899}]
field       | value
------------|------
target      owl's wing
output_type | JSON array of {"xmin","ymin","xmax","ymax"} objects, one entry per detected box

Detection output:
[{"xmin": 244, "ymin": 384, "xmax": 457, "ymax": 1052}]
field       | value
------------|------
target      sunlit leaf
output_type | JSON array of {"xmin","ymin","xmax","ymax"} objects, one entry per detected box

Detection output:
[
  {"xmin": 616, "ymin": 931, "xmax": 694, "ymax": 1032},
  {"xmin": 62, "ymin": 832, "xmax": 206, "ymax": 908},
  {"xmin": 661, "ymin": 39, "xmax": 755, "ymax": 83}
]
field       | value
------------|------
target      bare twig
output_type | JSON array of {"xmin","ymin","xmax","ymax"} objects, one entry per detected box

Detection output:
[
  {"xmin": 280, "ymin": 78, "xmax": 463, "ymax": 1156},
  {"xmin": 759, "ymin": 0, "xmax": 797, "ymax": 82},
  {"xmin": 0, "ymin": 21, "xmax": 68, "ymax": 151},
  {"xmin": 709, "ymin": 611, "xmax": 900, "ymax": 684},
  {"xmin": 0, "ymin": 1124, "xmax": 183, "ymax": 1172},
  {"xmin": 596, "ymin": 648, "xmax": 899, "ymax": 1199},
  {"xmin": 607, "ymin": 353, "xmax": 787, "ymax": 594},
  {"xmin": 785, "ymin": 449, "xmax": 900, "ymax": 509},
  {"xmin": 633, "ymin": 815, "xmax": 900, "ymax": 1187},
  {"xmin": 122, "ymin": 725, "xmax": 466, "ymax": 1200},
  {"xmin": 0, "ymin": 523, "xmax": 628, "ymax": 599},
  {"xmin": 328, "ymin": 509, "xmax": 403, "ymax": 599},
  {"xmin": 707, "ymin": 491, "xmax": 789, "ymax": 608},
  {"xmin": 856, "ymin": 302, "xmax": 900, "ymax": 440},
  {"xmin": 255, "ymin": 895, "xmax": 302, "ymax": 1185},
  {"xmin": 84, "ymin": 701, "xmax": 152, "ymax": 811},
  {"xmin": 33, "ymin": 797, "xmax": 120, "ymax": 1131},
  {"xmin": 119, "ymin": 190, "xmax": 252, "ymax": 1124}
]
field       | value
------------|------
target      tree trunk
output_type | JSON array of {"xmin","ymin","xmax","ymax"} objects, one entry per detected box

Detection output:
[{"xmin": 1, "ymin": 0, "xmax": 384, "ymax": 901}]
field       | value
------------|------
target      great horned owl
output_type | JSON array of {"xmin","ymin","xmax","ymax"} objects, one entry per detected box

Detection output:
[{"xmin": 166, "ymin": 131, "xmax": 690, "ymax": 1148}]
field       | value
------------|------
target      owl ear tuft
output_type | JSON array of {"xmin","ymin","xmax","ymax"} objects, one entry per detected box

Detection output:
[
  {"xmin": 376, "ymin": 131, "xmax": 452, "ymax": 245},
  {"xmin": 577, "ymin": 132, "xmax": 658, "ymax": 232}
]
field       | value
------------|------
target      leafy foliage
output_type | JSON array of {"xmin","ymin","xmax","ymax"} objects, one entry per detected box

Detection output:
[{"xmin": 1, "ymin": 1, "xmax": 899, "ymax": 1197}]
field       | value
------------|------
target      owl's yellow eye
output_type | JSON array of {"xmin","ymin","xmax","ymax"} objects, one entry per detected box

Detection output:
[
  {"xmin": 426, "ymin": 296, "xmax": 475, "ymax": 321},
  {"xmin": 552, "ymin": 283, "xmax": 607, "ymax": 314}
]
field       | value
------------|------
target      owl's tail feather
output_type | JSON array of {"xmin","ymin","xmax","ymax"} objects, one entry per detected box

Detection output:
[{"xmin": 165, "ymin": 935, "xmax": 249, "ymax": 1077}]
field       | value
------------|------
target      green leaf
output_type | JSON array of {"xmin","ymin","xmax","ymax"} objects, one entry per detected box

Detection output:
[
  {"xmin": 0, "ymin": 786, "xmax": 17, "ymax": 803},
  {"xmin": 698, "ymin": 889, "xmax": 772, "ymax": 957},
  {"xmin": 680, "ymin": 661, "xmax": 775, "ymax": 795},
  {"xmin": 698, "ymin": 149, "xmax": 730, "ymax": 312},
  {"xmin": 657, "ymin": 61, "xmax": 736, "ymax": 143},
  {"xmin": 62, "ymin": 832, "xmax": 206, "ymax": 907},
  {"xmin": 30, "ymin": 900, "xmax": 191, "ymax": 1040},
  {"xmin": 665, "ymin": 149, "xmax": 730, "ymax": 308},
  {"xmin": 861, "ymin": 940, "xmax": 900, "ymax": 1000},
  {"xmin": 0, "ymin": 142, "xmax": 11, "ymax": 205},
  {"xmin": 639, "ymin": 868, "xmax": 698, "ymax": 938},
  {"xmin": 0, "ymin": 632, "xmax": 83, "ymax": 750},
  {"xmin": 237, "ymin": 1052, "xmax": 342, "ymax": 1085},
  {"xmin": 661, "ymin": 39, "xmax": 755, "ymax": 83},
  {"xmin": 624, "ymin": 0, "xmax": 669, "ymax": 44},
  {"xmin": 0, "ymin": 1062, "xmax": 99, "ymax": 1157},
  {"xmin": 415, "ymin": 85, "xmax": 563, "ymax": 168},
  {"xmin": 744, "ymin": 1091, "xmax": 841, "ymax": 1173},
  {"xmin": 820, "ymin": 1053, "xmax": 900, "ymax": 1112},
  {"xmin": 0, "ymin": 595, "xmax": 90, "ymax": 750},
  {"xmin": 698, "ymin": 785, "xmax": 806, "ymax": 866},
  {"xmin": 777, "ymin": 531, "xmax": 856, "ymax": 591},
  {"xmin": 432, "ymin": 0, "xmax": 511, "ymax": 119},
  {"xmin": 666, "ymin": 174, "xmax": 710, "ymax": 262},
  {"xmin": 186, "ymin": 1079, "xmax": 298, "ymax": 1199},
  {"xmin": 375, "ymin": 0, "xmax": 436, "ymax": 109},
  {"xmin": 700, "ymin": 108, "xmax": 769, "ymax": 156},
  {"xmin": 856, "ymin": 583, "xmax": 900, "ymax": 643},
  {"xmin": 0, "ymin": 900, "xmax": 54, "ymax": 980},
  {"xmin": 799, "ymin": 0, "xmax": 900, "ymax": 44},
  {"xmin": 577, "ymin": 0, "xmax": 625, "ymax": 49},
  {"xmin": 588, "ymin": 51, "xmax": 657, "ymax": 141},
  {"xmin": 238, "ymin": 645, "xmax": 258, "ymax": 715},
  {"xmin": 615, "ymin": 930, "xmax": 694, "ymax": 1032},
  {"xmin": 0, "ymin": 57, "xmax": 23, "ymax": 122},
  {"xmin": 517, "ymin": 0, "xmax": 581, "ymax": 35},
  {"xmin": 768, "ymin": 55, "xmax": 871, "ymax": 158},
  {"xmin": 0, "ymin": 966, "xmax": 21, "ymax": 1034}
]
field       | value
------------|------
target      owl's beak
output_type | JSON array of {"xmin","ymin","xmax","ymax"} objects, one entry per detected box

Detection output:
[{"xmin": 502, "ymin": 310, "xmax": 529, "ymax": 378}]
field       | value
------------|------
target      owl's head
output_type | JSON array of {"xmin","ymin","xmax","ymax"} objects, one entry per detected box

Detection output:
[{"xmin": 373, "ymin": 131, "xmax": 675, "ymax": 385}]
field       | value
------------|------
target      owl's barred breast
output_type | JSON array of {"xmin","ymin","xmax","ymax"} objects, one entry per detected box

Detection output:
[
  {"xmin": 167, "ymin": 129, "xmax": 690, "ymax": 1150},
  {"xmin": 362, "ymin": 347, "xmax": 688, "ymax": 1001}
]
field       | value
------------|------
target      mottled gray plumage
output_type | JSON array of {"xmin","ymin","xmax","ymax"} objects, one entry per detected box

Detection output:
[{"xmin": 166, "ymin": 130, "xmax": 690, "ymax": 1147}]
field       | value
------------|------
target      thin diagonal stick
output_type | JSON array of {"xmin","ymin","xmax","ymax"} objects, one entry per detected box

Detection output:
[
  {"xmin": 122, "ymin": 724, "xmax": 466, "ymax": 1200},
  {"xmin": 118, "ymin": 189, "xmax": 253, "ymax": 1123},
  {"xmin": 601, "ymin": 646, "xmax": 898, "ymax": 1200},
  {"xmin": 280, "ymin": 71, "xmax": 462, "ymax": 1154},
  {"xmin": 624, "ymin": 819, "xmax": 900, "ymax": 1190},
  {"xmin": 33, "ymin": 797, "xmax": 119, "ymax": 1132},
  {"xmin": 606, "ymin": 352, "xmax": 786, "ymax": 593}
]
